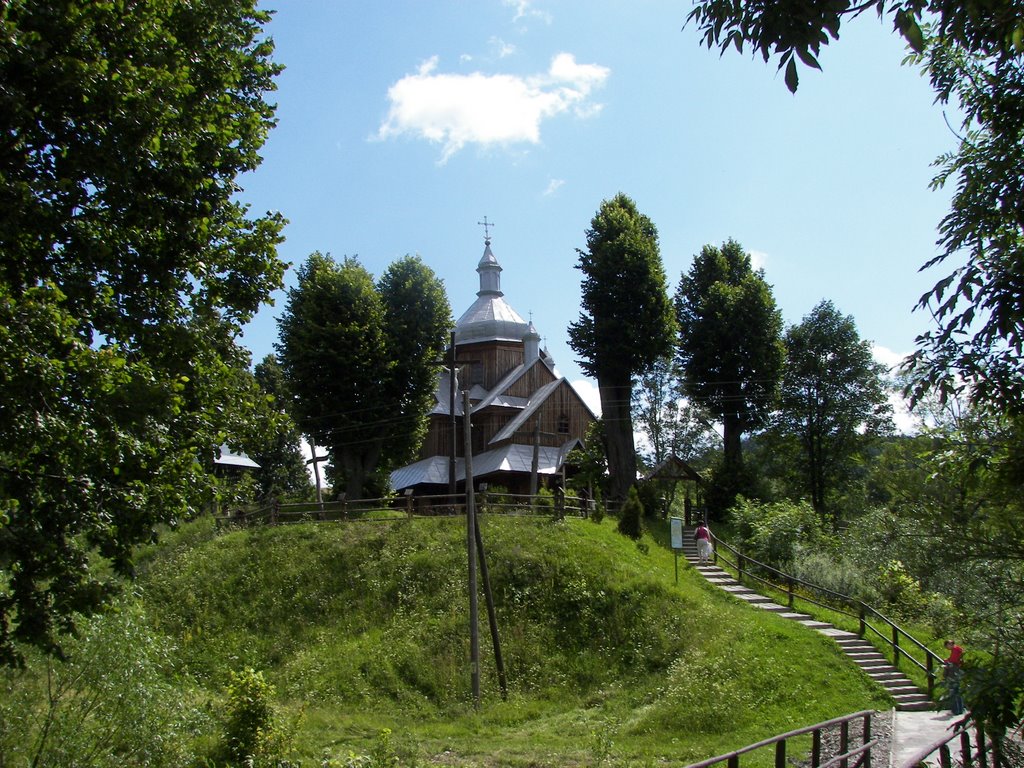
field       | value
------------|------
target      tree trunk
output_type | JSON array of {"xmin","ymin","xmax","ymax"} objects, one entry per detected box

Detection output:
[
  {"xmin": 599, "ymin": 377, "xmax": 636, "ymax": 504},
  {"xmin": 722, "ymin": 412, "xmax": 744, "ymax": 471}
]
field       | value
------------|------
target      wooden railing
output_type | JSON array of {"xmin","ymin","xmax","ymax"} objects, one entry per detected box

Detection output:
[
  {"xmin": 219, "ymin": 491, "xmax": 593, "ymax": 527},
  {"xmin": 709, "ymin": 535, "xmax": 945, "ymax": 700},
  {"xmin": 685, "ymin": 710, "xmax": 877, "ymax": 768}
]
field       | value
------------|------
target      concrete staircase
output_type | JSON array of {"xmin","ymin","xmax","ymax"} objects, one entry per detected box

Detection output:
[{"xmin": 680, "ymin": 529, "xmax": 934, "ymax": 712}]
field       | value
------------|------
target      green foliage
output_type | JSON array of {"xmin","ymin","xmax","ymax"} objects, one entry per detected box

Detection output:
[
  {"xmin": 0, "ymin": 599, "xmax": 206, "ymax": 767},
  {"xmin": 0, "ymin": 514, "xmax": 896, "ymax": 765},
  {"xmin": 617, "ymin": 486, "xmax": 645, "ymax": 540},
  {"xmin": 675, "ymin": 239, "xmax": 785, "ymax": 479},
  {"xmin": 534, "ymin": 486, "xmax": 555, "ymax": 513},
  {"xmin": 632, "ymin": 355, "xmax": 719, "ymax": 468},
  {"xmin": 568, "ymin": 193, "xmax": 676, "ymax": 501},
  {"xmin": 222, "ymin": 667, "xmax": 285, "ymax": 765},
  {"xmin": 770, "ymin": 300, "xmax": 893, "ymax": 527},
  {"xmin": 728, "ymin": 497, "xmax": 825, "ymax": 570},
  {"xmin": 251, "ymin": 355, "xmax": 315, "ymax": 501},
  {"xmin": 0, "ymin": 0, "xmax": 286, "ymax": 665},
  {"xmin": 903, "ymin": 32, "xmax": 1024, "ymax": 418},
  {"xmin": 276, "ymin": 253, "xmax": 451, "ymax": 499}
]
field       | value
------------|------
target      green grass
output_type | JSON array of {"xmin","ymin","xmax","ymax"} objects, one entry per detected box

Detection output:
[{"xmin": 4, "ymin": 513, "xmax": 894, "ymax": 767}]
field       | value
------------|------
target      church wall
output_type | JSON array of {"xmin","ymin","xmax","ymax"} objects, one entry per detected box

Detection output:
[{"xmin": 455, "ymin": 341, "xmax": 524, "ymax": 390}]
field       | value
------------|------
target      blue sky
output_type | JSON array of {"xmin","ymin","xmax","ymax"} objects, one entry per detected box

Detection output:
[{"xmin": 238, "ymin": 0, "xmax": 957, "ymax": 428}]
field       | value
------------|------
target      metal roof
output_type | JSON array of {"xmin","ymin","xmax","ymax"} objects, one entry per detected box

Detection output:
[{"xmin": 214, "ymin": 444, "xmax": 260, "ymax": 469}]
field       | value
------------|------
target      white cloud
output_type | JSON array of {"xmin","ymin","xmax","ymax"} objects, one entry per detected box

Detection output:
[
  {"xmin": 377, "ymin": 53, "xmax": 610, "ymax": 163},
  {"xmin": 504, "ymin": 0, "xmax": 552, "ymax": 25},
  {"xmin": 872, "ymin": 343, "xmax": 908, "ymax": 371},
  {"xmin": 872, "ymin": 344, "xmax": 917, "ymax": 435},
  {"xmin": 749, "ymin": 249, "xmax": 768, "ymax": 271},
  {"xmin": 490, "ymin": 36, "xmax": 517, "ymax": 58},
  {"xmin": 542, "ymin": 178, "xmax": 565, "ymax": 196}
]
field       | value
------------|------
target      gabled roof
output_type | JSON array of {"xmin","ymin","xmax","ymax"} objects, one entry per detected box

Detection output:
[
  {"xmin": 489, "ymin": 378, "xmax": 564, "ymax": 444},
  {"xmin": 644, "ymin": 454, "xmax": 705, "ymax": 483}
]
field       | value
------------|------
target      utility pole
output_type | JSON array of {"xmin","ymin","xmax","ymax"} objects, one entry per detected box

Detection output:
[
  {"xmin": 462, "ymin": 389, "xmax": 480, "ymax": 705},
  {"xmin": 448, "ymin": 330, "xmax": 457, "ymax": 500}
]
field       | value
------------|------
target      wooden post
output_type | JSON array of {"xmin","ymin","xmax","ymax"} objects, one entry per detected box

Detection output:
[
  {"xmin": 812, "ymin": 729, "xmax": 822, "ymax": 768},
  {"xmin": 892, "ymin": 626, "xmax": 900, "ymax": 669},
  {"xmin": 448, "ymin": 330, "xmax": 457, "ymax": 501},
  {"xmin": 839, "ymin": 720, "xmax": 849, "ymax": 768},
  {"xmin": 858, "ymin": 604, "xmax": 866, "ymax": 637},
  {"xmin": 530, "ymin": 417, "xmax": 540, "ymax": 499},
  {"xmin": 775, "ymin": 740, "xmax": 786, "ymax": 768},
  {"xmin": 474, "ymin": 515, "xmax": 507, "ymax": 700},
  {"xmin": 863, "ymin": 712, "xmax": 872, "ymax": 768},
  {"xmin": 787, "ymin": 576, "xmax": 795, "ymax": 609},
  {"xmin": 463, "ymin": 389, "xmax": 480, "ymax": 706}
]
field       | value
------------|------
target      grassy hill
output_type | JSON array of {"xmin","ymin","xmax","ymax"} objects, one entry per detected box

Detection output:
[{"xmin": 3, "ymin": 513, "xmax": 893, "ymax": 767}]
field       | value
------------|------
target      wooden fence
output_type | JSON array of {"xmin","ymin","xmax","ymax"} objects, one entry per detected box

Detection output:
[
  {"xmin": 685, "ymin": 710, "xmax": 877, "ymax": 768},
  {"xmin": 218, "ymin": 491, "xmax": 594, "ymax": 527}
]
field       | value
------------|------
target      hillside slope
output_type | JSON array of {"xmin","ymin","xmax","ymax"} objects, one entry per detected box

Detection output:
[{"xmin": 127, "ymin": 514, "xmax": 892, "ymax": 764}]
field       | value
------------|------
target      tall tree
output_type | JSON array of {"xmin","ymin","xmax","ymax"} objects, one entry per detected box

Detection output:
[
  {"xmin": 252, "ymin": 355, "xmax": 313, "ymax": 501},
  {"xmin": 685, "ymin": 0, "xmax": 1024, "ymax": 417},
  {"xmin": 378, "ymin": 256, "xmax": 454, "ymax": 471},
  {"xmin": 632, "ymin": 355, "xmax": 718, "ymax": 468},
  {"xmin": 675, "ymin": 239, "xmax": 785, "ymax": 478},
  {"xmin": 772, "ymin": 300, "xmax": 893, "ymax": 527},
  {"xmin": 0, "ymin": 0, "xmax": 285, "ymax": 665},
  {"xmin": 276, "ymin": 253, "xmax": 451, "ymax": 499},
  {"xmin": 568, "ymin": 193, "xmax": 676, "ymax": 503}
]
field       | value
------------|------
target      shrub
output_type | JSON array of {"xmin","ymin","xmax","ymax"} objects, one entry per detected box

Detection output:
[
  {"xmin": 617, "ymin": 486, "xmax": 644, "ymax": 540},
  {"xmin": 728, "ymin": 497, "xmax": 824, "ymax": 570},
  {"xmin": 222, "ymin": 667, "xmax": 281, "ymax": 765},
  {"xmin": 0, "ymin": 598, "xmax": 204, "ymax": 768}
]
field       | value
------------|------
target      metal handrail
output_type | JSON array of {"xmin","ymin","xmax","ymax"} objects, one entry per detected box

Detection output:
[
  {"xmin": 709, "ymin": 534, "xmax": 944, "ymax": 699},
  {"xmin": 685, "ymin": 710, "xmax": 877, "ymax": 768}
]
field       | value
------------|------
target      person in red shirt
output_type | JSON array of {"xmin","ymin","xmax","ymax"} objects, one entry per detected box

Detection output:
[{"xmin": 943, "ymin": 640, "xmax": 965, "ymax": 715}]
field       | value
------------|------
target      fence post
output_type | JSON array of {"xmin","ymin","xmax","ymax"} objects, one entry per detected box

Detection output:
[
  {"xmin": 812, "ymin": 729, "xmax": 822, "ymax": 768},
  {"xmin": 775, "ymin": 740, "xmax": 786, "ymax": 768},
  {"xmin": 859, "ymin": 604, "xmax": 866, "ymax": 637},
  {"xmin": 863, "ymin": 711, "xmax": 872, "ymax": 768},
  {"xmin": 728, "ymin": 755, "xmax": 740, "ymax": 768},
  {"xmin": 738, "ymin": 553, "xmax": 745, "ymax": 584},
  {"xmin": 787, "ymin": 576, "xmax": 795, "ymax": 609},
  {"xmin": 840, "ymin": 720, "xmax": 849, "ymax": 768},
  {"xmin": 961, "ymin": 728, "xmax": 973, "ymax": 768},
  {"xmin": 927, "ymin": 653, "xmax": 935, "ymax": 700},
  {"xmin": 892, "ymin": 626, "xmax": 900, "ymax": 670}
]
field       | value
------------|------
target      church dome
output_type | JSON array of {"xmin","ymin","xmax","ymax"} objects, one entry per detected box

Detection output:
[{"xmin": 454, "ymin": 239, "xmax": 529, "ymax": 345}]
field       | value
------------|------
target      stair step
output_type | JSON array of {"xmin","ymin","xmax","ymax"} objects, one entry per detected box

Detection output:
[{"xmin": 680, "ymin": 534, "xmax": 939, "ymax": 713}]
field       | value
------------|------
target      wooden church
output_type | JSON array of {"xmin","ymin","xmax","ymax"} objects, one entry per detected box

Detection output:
[{"xmin": 390, "ymin": 235, "xmax": 596, "ymax": 495}]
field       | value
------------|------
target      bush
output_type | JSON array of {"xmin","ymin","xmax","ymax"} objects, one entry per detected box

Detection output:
[
  {"xmin": 222, "ymin": 667, "xmax": 285, "ymax": 766},
  {"xmin": 617, "ymin": 486, "xmax": 644, "ymax": 540},
  {"xmin": 728, "ymin": 497, "xmax": 824, "ymax": 570},
  {"xmin": 0, "ymin": 598, "xmax": 204, "ymax": 768}
]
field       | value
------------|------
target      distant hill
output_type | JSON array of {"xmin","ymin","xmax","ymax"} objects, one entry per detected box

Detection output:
[{"xmin": 124, "ymin": 513, "xmax": 892, "ymax": 764}]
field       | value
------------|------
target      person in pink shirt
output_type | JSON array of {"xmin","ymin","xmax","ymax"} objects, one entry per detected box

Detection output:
[
  {"xmin": 694, "ymin": 522, "xmax": 713, "ymax": 565},
  {"xmin": 943, "ymin": 639, "xmax": 965, "ymax": 715}
]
